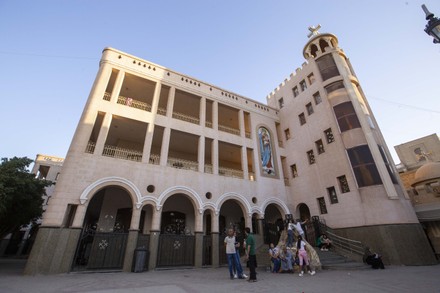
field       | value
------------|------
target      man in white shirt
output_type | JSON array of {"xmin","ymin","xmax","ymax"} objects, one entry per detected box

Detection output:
[{"xmin": 224, "ymin": 228, "xmax": 244, "ymax": 279}]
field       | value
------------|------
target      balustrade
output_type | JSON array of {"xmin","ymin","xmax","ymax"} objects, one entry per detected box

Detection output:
[
  {"xmin": 218, "ymin": 124, "xmax": 240, "ymax": 136},
  {"xmin": 204, "ymin": 164, "xmax": 213, "ymax": 174},
  {"xmin": 218, "ymin": 166, "xmax": 243, "ymax": 178},
  {"xmin": 102, "ymin": 145, "xmax": 143, "ymax": 162},
  {"xmin": 103, "ymin": 92, "xmax": 111, "ymax": 101},
  {"xmin": 172, "ymin": 111, "xmax": 200, "ymax": 125},
  {"xmin": 149, "ymin": 154, "xmax": 160, "ymax": 165},
  {"xmin": 167, "ymin": 157, "xmax": 198, "ymax": 171},
  {"xmin": 85, "ymin": 141, "xmax": 96, "ymax": 154},
  {"xmin": 117, "ymin": 95, "xmax": 152, "ymax": 111}
]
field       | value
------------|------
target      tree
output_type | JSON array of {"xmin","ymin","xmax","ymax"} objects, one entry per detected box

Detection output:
[{"xmin": 0, "ymin": 157, "xmax": 53, "ymax": 240}]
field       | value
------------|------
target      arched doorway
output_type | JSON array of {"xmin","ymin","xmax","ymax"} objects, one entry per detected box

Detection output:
[
  {"xmin": 72, "ymin": 186, "xmax": 132, "ymax": 271},
  {"xmin": 264, "ymin": 204, "xmax": 284, "ymax": 245},
  {"xmin": 157, "ymin": 193, "xmax": 196, "ymax": 267},
  {"xmin": 218, "ymin": 199, "xmax": 246, "ymax": 265}
]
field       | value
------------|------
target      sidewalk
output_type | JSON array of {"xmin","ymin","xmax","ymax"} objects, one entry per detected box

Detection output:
[{"xmin": 1, "ymin": 258, "xmax": 439, "ymax": 293}]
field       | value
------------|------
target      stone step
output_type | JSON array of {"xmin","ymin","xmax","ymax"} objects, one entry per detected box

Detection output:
[{"xmin": 315, "ymin": 248, "xmax": 370, "ymax": 270}]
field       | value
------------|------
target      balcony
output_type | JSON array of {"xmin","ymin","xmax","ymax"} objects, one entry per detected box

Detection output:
[
  {"xmin": 167, "ymin": 157, "xmax": 198, "ymax": 171},
  {"xmin": 218, "ymin": 167, "xmax": 243, "ymax": 179},
  {"xmin": 117, "ymin": 95, "xmax": 152, "ymax": 111},
  {"xmin": 103, "ymin": 92, "xmax": 111, "ymax": 101},
  {"xmin": 172, "ymin": 111, "xmax": 200, "ymax": 125},
  {"xmin": 149, "ymin": 154, "xmax": 160, "ymax": 165},
  {"xmin": 102, "ymin": 145, "xmax": 142, "ymax": 162},
  {"xmin": 204, "ymin": 164, "xmax": 213, "ymax": 174},
  {"xmin": 218, "ymin": 124, "xmax": 240, "ymax": 136}
]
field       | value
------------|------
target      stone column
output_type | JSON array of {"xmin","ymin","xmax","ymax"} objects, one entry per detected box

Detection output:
[
  {"xmin": 123, "ymin": 230, "xmax": 139, "ymax": 272},
  {"xmin": 213, "ymin": 139, "xmax": 219, "ymax": 175},
  {"xmin": 211, "ymin": 212, "xmax": 220, "ymax": 267},
  {"xmin": 142, "ymin": 81, "xmax": 161, "ymax": 164},
  {"xmin": 198, "ymin": 136, "xmax": 205, "ymax": 172},
  {"xmin": 212, "ymin": 101, "xmax": 218, "ymax": 130},
  {"xmin": 109, "ymin": 70, "xmax": 125, "ymax": 103},
  {"xmin": 194, "ymin": 232, "xmax": 204, "ymax": 268},
  {"xmin": 241, "ymin": 146, "xmax": 248, "ymax": 180},
  {"xmin": 159, "ymin": 127, "xmax": 171, "ymax": 166},
  {"xmin": 93, "ymin": 112, "xmax": 112, "ymax": 155},
  {"xmin": 166, "ymin": 86, "xmax": 176, "ymax": 118},
  {"xmin": 257, "ymin": 217, "xmax": 265, "ymax": 236},
  {"xmin": 200, "ymin": 96, "xmax": 206, "ymax": 127},
  {"xmin": 148, "ymin": 208, "xmax": 162, "ymax": 270}
]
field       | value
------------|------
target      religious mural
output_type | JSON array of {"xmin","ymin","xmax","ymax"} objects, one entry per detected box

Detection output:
[{"xmin": 258, "ymin": 127, "xmax": 275, "ymax": 176}]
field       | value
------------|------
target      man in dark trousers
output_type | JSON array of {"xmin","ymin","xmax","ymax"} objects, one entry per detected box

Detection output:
[{"xmin": 244, "ymin": 227, "xmax": 257, "ymax": 282}]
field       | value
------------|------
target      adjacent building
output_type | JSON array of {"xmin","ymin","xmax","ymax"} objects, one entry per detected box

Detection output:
[{"xmin": 25, "ymin": 30, "xmax": 436, "ymax": 274}]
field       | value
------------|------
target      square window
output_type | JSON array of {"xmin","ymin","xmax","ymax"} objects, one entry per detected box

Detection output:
[
  {"xmin": 313, "ymin": 92, "xmax": 322, "ymax": 105},
  {"xmin": 324, "ymin": 128, "xmax": 335, "ymax": 143},
  {"xmin": 278, "ymin": 97, "xmax": 284, "ymax": 108},
  {"xmin": 315, "ymin": 139, "xmax": 325, "ymax": 154},
  {"xmin": 308, "ymin": 73, "xmax": 315, "ymax": 85},
  {"xmin": 337, "ymin": 175, "xmax": 350, "ymax": 193},
  {"xmin": 307, "ymin": 150, "xmax": 315, "ymax": 164},
  {"xmin": 306, "ymin": 102, "xmax": 314, "ymax": 115},
  {"xmin": 317, "ymin": 197, "xmax": 328, "ymax": 214},
  {"xmin": 300, "ymin": 80, "xmax": 307, "ymax": 91},
  {"xmin": 293, "ymin": 86, "xmax": 299, "ymax": 98},
  {"xmin": 327, "ymin": 186, "xmax": 338, "ymax": 204},
  {"xmin": 284, "ymin": 128, "xmax": 291, "ymax": 140},
  {"xmin": 299, "ymin": 113, "xmax": 306, "ymax": 125},
  {"xmin": 290, "ymin": 164, "xmax": 298, "ymax": 178}
]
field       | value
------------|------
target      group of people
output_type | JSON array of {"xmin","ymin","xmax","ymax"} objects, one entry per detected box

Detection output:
[
  {"xmin": 224, "ymin": 227, "xmax": 257, "ymax": 282},
  {"xmin": 268, "ymin": 235, "xmax": 316, "ymax": 277}
]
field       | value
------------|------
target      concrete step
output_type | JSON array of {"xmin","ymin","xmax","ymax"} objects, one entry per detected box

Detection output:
[{"xmin": 316, "ymin": 248, "xmax": 370, "ymax": 271}]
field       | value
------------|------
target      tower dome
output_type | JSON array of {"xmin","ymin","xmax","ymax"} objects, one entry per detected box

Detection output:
[{"xmin": 412, "ymin": 162, "xmax": 440, "ymax": 186}]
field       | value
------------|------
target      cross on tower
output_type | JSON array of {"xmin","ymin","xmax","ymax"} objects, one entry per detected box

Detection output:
[{"xmin": 307, "ymin": 24, "xmax": 321, "ymax": 38}]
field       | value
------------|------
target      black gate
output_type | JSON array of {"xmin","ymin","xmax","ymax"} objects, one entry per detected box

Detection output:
[
  {"xmin": 72, "ymin": 228, "xmax": 128, "ymax": 271},
  {"xmin": 202, "ymin": 235, "xmax": 212, "ymax": 266},
  {"xmin": 264, "ymin": 221, "xmax": 280, "ymax": 245},
  {"xmin": 157, "ymin": 234, "xmax": 195, "ymax": 267}
]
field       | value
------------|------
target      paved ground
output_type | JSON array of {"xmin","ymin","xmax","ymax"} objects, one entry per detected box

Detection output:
[{"xmin": 1, "ymin": 258, "xmax": 439, "ymax": 293}]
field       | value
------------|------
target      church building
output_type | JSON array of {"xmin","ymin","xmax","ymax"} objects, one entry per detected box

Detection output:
[{"xmin": 25, "ymin": 28, "xmax": 436, "ymax": 274}]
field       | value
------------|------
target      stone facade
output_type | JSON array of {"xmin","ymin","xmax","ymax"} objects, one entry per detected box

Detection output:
[{"xmin": 25, "ymin": 32, "xmax": 436, "ymax": 274}]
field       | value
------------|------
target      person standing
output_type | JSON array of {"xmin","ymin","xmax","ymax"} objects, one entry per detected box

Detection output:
[
  {"xmin": 293, "ymin": 219, "xmax": 307, "ymax": 238},
  {"xmin": 296, "ymin": 235, "xmax": 315, "ymax": 277},
  {"xmin": 287, "ymin": 220, "xmax": 294, "ymax": 247},
  {"xmin": 224, "ymin": 228, "xmax": 241, "ymax": 279},
  {"xmin": 245, "ymin": 227, "xmax": 257, "ymax": 282}
]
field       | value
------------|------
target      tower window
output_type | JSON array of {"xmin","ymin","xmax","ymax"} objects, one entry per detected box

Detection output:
[
  {"xmin": 299, "ymin": 113, "xmax": 306, "ymax": 125},
  {"xmin": 317, "ymin": 197, "xmax": 328, "ymax": 214},
  {"xmin": 327, "ymin": 187, "xmax": 338, "ymax": 204},
  {"xmin": 333, "ymin": 101, "xmax": 361, "ymax": 132},
  {"xmin": 316, "ymin": 54, "xmax": 340, "ymax": 81},
  {"xmin": 324, "ymin": 128, "xmax": 335, "ymax": 143},
  {"xmin": 313, "ymin": 92, "xmax": 322, "ymax": 105},
  {"xmin": 293, "ymin": 86, "xmax": 299, "ymax": 98},
  {"xmin": 308, "ymin": 73, "xmax": 315, "ymax": 85},
  {"xmin": 347, "ymin": 145, "xmax": 382, "ymax": 187},
  {"xmin": 278, "ymin": 97, "xmax": 284, "ymax": 109},
  {"xmin": 337, "ymin": 175, "xmax": 350, "ymax": 193},
  {"xmin": 284, "ymin": 128, "xmax": 291, "ymax": 140},
  {"xmin": 315, "ymin": 139, "xmax": 325, "ymax": 154},
  {"xmin": 300, "ymin": 80, "xmax": 307, "ymax": 91},
  {"xmin": 306, "ymin": 103, "xmax": 314, "ymax": 115},
  {"xmin": 307, "ymin": 150, "xmax": 315, "ymax": 164},
  {"xmin": 290, "ymin": 164, "xmax": 298, "ymax": 178}
]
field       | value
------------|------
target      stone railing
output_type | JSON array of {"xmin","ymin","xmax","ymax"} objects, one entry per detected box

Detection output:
[
  {"xmin": 172, "ymin": 111, "xmax": 200, "ymax": 125},
  {"xmin": 205, "ymin": 121, "xmax": 213, "ymax": 128},
  {"xmin": 157, "ymin": 107, "xmax": 167, "ymax": 116},
  {"xmin": 85, "ymin": 141, "xmax": 96, "ymax": 154},
  {"xmin": 103, "ymin": 92, "xmax": 111, "ymax": 101},
  {"xmin": 204, "ymin": 164, "xmax": 213, "ymax": 174},
  {"xmin": 167, "ymin": 157, "xmax": 198, "ymax": 171},
  {"xmin": 117, "ymin": 95, "xmax": 152, "ymax": 112},
  {"xmin": 102, "ymin": 145, "xmax": 143, "ymax": 162},
  {"xmin": 218, "ymin": 124, "xmax": 240, "ymax": 136},
  {"xmin": 218, "ymin": 167, "xmax": 243, "ymax": 178},
  {"xmin": 149, "ymin": 153, "xmax": 160, "ymax": 165}
]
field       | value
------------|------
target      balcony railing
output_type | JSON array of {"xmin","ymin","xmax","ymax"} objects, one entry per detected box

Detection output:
[
  {"xmin": 218, "ymin": 124, "xmax": 240, "ymax": 136},
  {"xmin": 204, "ymin": 164, "xmax": 213, "ymax": 174},
  {"xmin": 102, "ymin": 145, "xmax": 143, "ymax": 162},
  {"xmin": 85, "ymin": 141, "xmax": 96, "ymax": 154},
  {"xmin": 149, "ymin": 153, "xmax": 160, "ymax": 165},
  {"xmin": 117, "ymin": 95, "xmax": 152, "ymax": 112},
  {"xmin": 205, "ymin": 121, "xmax": 213, "ymax": 128},
  {"xmin": 218, "ymin": 167, "xmax": 243, "ymax": 179},
  {"xmin": 103, "ymin": 92, "xmax": 111, "ymax": 101},
  {"xmin": 245, "ymin": 131, "xmax": 251, "ymax": 139},
  {"xmin": 157, "ymin": 107, "xmax": 167, "ymax": 116},
  {"xmin": 167, "ymin": 157, "xmax": 198, "ymax": 171},
  {"xmin": 172, "ymin": 111, "xmax": 200, "ymax": 125}
]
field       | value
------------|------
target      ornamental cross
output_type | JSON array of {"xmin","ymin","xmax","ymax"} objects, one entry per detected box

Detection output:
[{"xmin": 307, "ymin": 24, "xmax": 321, "ymax": 38}]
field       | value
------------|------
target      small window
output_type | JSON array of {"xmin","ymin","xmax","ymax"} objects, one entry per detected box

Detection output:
[
  {"xmin": 313, "ymin": 92, "xmax": 322, "ymax": 105},
  {"xmin": 337, "ymin": 175, "xmax": 350, "ymax": 193},
  {"xmin": 307, "ymin": 150, "xmax": 315, "ymax": 164},
  {"xmin": 327, "ymin": 187, "xmax": 338, "ymax": 204},
  {"xmin": 317, "ymin": 197, "xmax": 328, "ymax": 214},
  {"xmin": 293, "ymin": 86, "xmax": 299, "ymax": 98},
  {"xmin": 325, "ymin": 81, "xmax": 345, "ymax": 94},
  {"xmin": 306, "ymin": 103, "xmax": 314, "ymax": 115},
  {"xmin": 290, "ymin": 164, "xmax": 298, "ymax": 178},
  {"xmin": 299, "ymin": 113, "xmax": 306, "ymax": 125},
  {"xmin": 278, "ymin": 97, "xmax": 284, "ymax": 109},
  {"xmin": 300, "ymin": 80, "xmax": 307, "ymax": 91},
  {"xmin": 284, "ymin": 128, "xmax": 291, "ymax": 140},
  {"xmin": 315, "ymin": 139, "xmax": 325, "ymax": 154},
  {"xmin": 324, "ymin": 128, "xmax": 335, "ymax": 143},
  {"xmin": 308, "ymin": 73, "xmax": 315, "ymax": 85}
]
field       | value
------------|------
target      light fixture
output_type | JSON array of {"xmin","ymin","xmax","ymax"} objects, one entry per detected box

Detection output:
[{"xmin": 422, "ymin": 4, "xmax": 440, "ymax": 44}]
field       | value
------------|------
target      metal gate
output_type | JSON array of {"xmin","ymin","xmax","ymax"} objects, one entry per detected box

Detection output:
[
  {"xmin": 72, "ymin": 228, "xmax": 128, "ymax": 271},
  {"xmin": 202, "ymin": 235, "xmax": 212, "ymax": 266},
  {"xmin": 157, "ymin": 234, "xmax": 195, "ymax": 267},
  {"xmin": 264, "ymin": 222, "xmax": 280, "ymax": 245}
]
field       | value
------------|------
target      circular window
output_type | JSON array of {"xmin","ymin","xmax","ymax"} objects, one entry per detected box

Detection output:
[
  {"xmin": 252, "ymin": 197, "xmax": 257, "ymax": 204},
  {"xmin": 147, "ymin": 185, "xmax": 155, "ymax": 193},
  {"xmin": 206, "ymin": 192, "xmax": 212, "ymax": 199}
]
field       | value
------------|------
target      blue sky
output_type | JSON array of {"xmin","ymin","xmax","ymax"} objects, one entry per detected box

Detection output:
[{"xmin": 1, "ymin": 0, "xmax": 439, "ymax": 164}]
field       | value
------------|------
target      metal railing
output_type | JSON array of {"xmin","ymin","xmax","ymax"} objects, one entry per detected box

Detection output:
[
  {"xmin": 149, "ymin": 153, "xmax": 160, "ymax": 165},
  {"xmin": 204, "ymin": 164, "xmax": 213, "ymax": 174},
  {"xmin": 85, "ymin": 141, "xmax": 96, "ymax": 154},
  {"xmin": 157, "ymin": 107, "xmax": 167, "ymax": 116},
  {"xmin": 103, "ymin": 92, "xmax": 111, "ymax": 101},
  {"xmin": 320, "ymin": 222, "xmax": 366, "ymax": 258},
  {"xmin": 218, "ymin": 166, "xmax": 243, "ymax": 178},
  {"xmin": 205, "ymin": 121, "xmax": 213, "ymax": 128}
]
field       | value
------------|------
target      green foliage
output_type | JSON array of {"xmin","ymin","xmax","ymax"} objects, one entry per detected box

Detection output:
[{"xmin": 0, "ymin": 157, "xmax": 53, "ymax": 239}]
